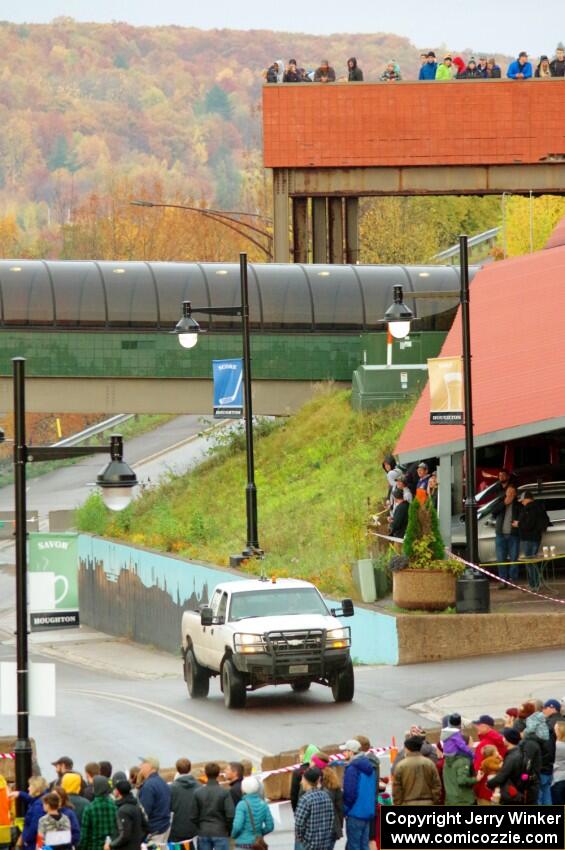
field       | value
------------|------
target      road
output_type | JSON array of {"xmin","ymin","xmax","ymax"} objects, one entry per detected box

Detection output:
[
  {"xmin": 0, "ymin": 414, "xmax": 221, "ymax": 527},
  {"xmin": 1, "ymin": 414, "xmax": 564, "ymax": 847}
]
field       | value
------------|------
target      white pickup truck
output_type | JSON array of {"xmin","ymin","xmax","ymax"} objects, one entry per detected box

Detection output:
[{"xmin": 181, "ymin": 577, "xmax": 355, "ymax": 708}]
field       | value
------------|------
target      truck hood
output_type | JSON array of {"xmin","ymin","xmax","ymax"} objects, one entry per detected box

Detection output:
[{"xmin": 229, "ymin": 613, "xmax": 340, "ymax": 634}]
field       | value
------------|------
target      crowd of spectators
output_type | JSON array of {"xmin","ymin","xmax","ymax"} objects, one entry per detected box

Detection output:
[
  {"xmin": 264, "ymin": 44, "xmax": 565, "ymax": 84},
  {"xmin": 8, "ymin": 702, "xmax": 565, "ymax": 850}
]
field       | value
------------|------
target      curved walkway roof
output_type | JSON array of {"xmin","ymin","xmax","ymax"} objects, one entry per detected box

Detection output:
[{"xmin": 0, "ymin": 261, "xmax": 471, "ymax": 332}]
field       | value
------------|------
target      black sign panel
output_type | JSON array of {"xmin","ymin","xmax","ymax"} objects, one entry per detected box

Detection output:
[{"xmin": 30, "ymin": 611, "xmax": 80, "ymax": 631}]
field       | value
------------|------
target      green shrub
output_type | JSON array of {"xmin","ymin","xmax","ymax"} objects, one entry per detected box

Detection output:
[{"xmin": 75, "ymin": 492, "xmax": 110, "ymax": 536}]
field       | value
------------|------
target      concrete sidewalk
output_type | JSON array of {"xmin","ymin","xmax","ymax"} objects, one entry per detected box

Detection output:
[{"xmin": 412, "ymin": 669, "xmax": 565, "ymax": 723}]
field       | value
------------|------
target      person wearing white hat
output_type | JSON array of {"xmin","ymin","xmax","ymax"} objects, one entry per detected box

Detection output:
[{"xmin": 231, "ymin": 777, "xmax": 274, "ymax": 849}]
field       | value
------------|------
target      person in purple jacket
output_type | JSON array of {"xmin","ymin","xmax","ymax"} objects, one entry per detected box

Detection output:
[{"xmin": 440, "ymin": 713, "xmax": 474, "ymax": 760}]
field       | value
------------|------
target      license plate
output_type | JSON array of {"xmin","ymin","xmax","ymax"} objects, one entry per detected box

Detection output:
[{"xmin": 289, "ymin": 664, "xmax": 308, "ymax": 674}]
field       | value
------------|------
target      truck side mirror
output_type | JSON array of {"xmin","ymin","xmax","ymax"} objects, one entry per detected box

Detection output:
[
  {"xmin": 340, "ymin": 598, "xmax": 354, "ymax": 617},
  {"xmin": 200, "ymin": 607, "xmax": 213, "ymax": 626}
]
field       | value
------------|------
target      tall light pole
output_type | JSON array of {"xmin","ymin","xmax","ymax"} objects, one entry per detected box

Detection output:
[
  {"xmin": 459, "ymin": 236, "xmax": 479, "ymax": 567},
  {"xmin": 130, "ymin": 200, "xmax": 273, "ymax": 260},
  {"xmin": 172, "ymin": 253, "xmax": 261, "ymax": 562},
  {"xmin": 12, "ymin": 357, "xmax": 137, "ymax": 795}
]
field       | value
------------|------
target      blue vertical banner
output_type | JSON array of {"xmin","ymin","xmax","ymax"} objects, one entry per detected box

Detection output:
[{"xmin": 212, "ymin": 358, "xmax": 243, "ymax": 419}]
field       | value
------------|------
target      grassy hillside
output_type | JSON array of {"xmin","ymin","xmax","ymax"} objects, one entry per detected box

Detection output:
[{"xmin": 76, "ymin": 388, "xmax": 412, "ymax": 596}]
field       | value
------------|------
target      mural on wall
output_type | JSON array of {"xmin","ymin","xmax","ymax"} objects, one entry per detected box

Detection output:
[
  {"xmin": 77, "ymin": 535, "xmax": 399, "ymax": 664},
  {"xmin": 78, "ymin": 536, "xmax": 241, "ymax": 653}
]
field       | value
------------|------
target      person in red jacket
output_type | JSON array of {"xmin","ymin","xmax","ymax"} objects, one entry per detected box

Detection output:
[
  {"xmin": 474, "ymin": 745, "xmax": 503, "ymax": 806},
  {"xmin": 473, "ymin": 715, "xmax": 507, "ymax": 772}
]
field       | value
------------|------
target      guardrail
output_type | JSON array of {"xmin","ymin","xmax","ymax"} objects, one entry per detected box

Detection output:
[
  {"xmin": 52, "ymin": 414, "xmax": 133, "ymax": 447},
  {"xmin": 434, "ymin": 227, "xmax": 500, "ymax": 262}
]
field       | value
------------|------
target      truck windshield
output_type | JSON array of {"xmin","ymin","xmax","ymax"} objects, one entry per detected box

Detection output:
[{"xmin": 229, "ymin": 588, "xmax": 329, "ymax": 621}]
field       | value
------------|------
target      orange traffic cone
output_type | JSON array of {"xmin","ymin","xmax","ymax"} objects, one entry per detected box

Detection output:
[{"xmin": 389, "ymin": 736, "xmax": 398, "ymax": 766}]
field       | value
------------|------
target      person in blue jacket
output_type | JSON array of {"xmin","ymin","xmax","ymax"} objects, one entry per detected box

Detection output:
[
  {"xmin": 11, "ymin": 776, "xmax": 49, "ymax": 850},
  {"xmin": 231, "ymin": 777, "xmax": 273, "ymax": 849},
  {"xmin": 507, "ymin": 52, "xmax": 533, "ymax": 79},
  {"xmin": 341, "ymin": 740, "xmax": 377, "ymax": 850},
  {"xmin": 419, "ymin": 51, "xmax": 438, "ymax": 80},
  {"xmin": 54, "ymin": 786, "xmax": 82, "ymax": 847}
]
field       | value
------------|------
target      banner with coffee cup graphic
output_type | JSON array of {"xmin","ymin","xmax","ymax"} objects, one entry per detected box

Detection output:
[
  {"xmin": 28, "ymin": 533, "xmax": 79, "ymax": 630},
  {"xmin": 428, "ymin": 356, "xmax": 464, "ymax": 424}
]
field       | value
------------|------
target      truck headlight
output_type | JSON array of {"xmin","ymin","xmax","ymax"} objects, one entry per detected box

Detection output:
[
  {"xmin": 326, "ymin": 628, "xmax": 349, "ymax": 649},
  {"xmin": 234, "ymin": 633, "xmax": 265, "ymax": 654}
]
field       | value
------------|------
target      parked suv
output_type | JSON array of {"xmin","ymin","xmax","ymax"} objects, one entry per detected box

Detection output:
[{"xmin": 451, "ymin": 481, "xmax": 565, "ymax": 563}]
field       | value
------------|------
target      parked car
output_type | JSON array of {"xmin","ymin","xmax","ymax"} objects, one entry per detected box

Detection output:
[{"xmin": 451, "ymin": 481, "xmax": 565, "ymax": 564}]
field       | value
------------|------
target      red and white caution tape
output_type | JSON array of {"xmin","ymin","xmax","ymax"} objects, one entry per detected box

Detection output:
[
  {"xmin": 257, "ymin": 746, "xmax": 391, "ymax": 780},
  {"xmin": 0, "ymin": 753, "xmax": 15, "ymax": 760}
]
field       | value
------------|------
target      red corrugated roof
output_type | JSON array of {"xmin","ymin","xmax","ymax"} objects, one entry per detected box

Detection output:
[
  {"xmin": 395, "ymin": 245, "xmax": 565, "ymax": 459},
  {"xmin": 545, "ymin": 216, "xmax": 565, "ymax": 251}
]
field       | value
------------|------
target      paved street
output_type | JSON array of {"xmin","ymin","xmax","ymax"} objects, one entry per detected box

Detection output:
[
  {"xmin": 0, "ymin": 414, "xmax": 219, "ymax": 521},
  {"xmin": 1, "ymin": 415, "xmax": 565, "ymax": 847}
]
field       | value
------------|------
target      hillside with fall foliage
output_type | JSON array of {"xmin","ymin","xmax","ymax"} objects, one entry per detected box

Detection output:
[{"xmin": 0, "ymin": 18, "xmax": 514, "ymax": 260}]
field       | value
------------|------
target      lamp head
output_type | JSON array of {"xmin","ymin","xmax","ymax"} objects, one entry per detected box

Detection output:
[
  {"xmin": 383, "ymin": 285, "xmax": 413, "ymax": 339},
  {"xmin": 172, "ymin": 301, "xmax": 201, "ymax": 349},
  {"xmin": 96, "ymin": 435, "xmax": 137, "ymax": 511}
]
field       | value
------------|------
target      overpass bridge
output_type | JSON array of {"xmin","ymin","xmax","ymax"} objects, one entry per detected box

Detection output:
[
  {"xmin": 0, "ymin": 259, "xmax": 472, "ymax": 414},
  {"xmin": 263, "ymin": 79, "xmax": 565, "ymax": 262}
]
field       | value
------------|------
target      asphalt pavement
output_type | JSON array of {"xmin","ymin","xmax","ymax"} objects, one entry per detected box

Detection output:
[
  {"xmin": 2, "ymin": 415, "xmax": 565, "ymax": 848},
  {"xmin": 0, "ymin": 414, "xmax": 218, "ymax": 522}
]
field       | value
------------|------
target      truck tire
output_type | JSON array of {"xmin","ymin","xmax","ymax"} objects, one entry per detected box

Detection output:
[
  {"xmin": 184, "ymin": 647, "xmax": 210, "ymax": 699},
  {"xmin": 331, "ymin": 658, "xmax": 354, "ymax": 703},
  {"xmin": 222, "ymin": 658, "xmax": 247, "ymax": 709},
  {"xmin": 291, "ymin": 680, "xmax": 311, "ymax": 693}
]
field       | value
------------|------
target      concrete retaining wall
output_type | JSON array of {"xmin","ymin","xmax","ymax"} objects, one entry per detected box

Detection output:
[
  {"xmin": 396, "ymin": 612, "xmax": 565, "ymax": 664},
  {"xmin": 78, "ymin": 535, "xmax": 399, "ymax": 664}
]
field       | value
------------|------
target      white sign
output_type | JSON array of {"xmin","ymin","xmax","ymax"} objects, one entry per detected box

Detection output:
[{"xmin": 0, "ymin": 661, "xmax": 56, "ymax": 717}]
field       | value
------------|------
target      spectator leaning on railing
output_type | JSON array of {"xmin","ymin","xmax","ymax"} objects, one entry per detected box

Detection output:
[
  {"xmin": 347, "ymin": 57, "xmax": 364, "ymax": 81},
  {"xmin": 314, "ymin": 60, "xmax": 336, "ymax": 82},
  {"xmin": 419, "ymin": 51, "xmax": 438, "ymax": 80},
  {"xmin": 550, "ymin": 44, "xmax": 565, "ymax": 76},
  {"xmin": 507, "ymin": 51, "xmax": 533, "ymax": 79},
  {"xmin": 263, "ymin": 43, "xmax": 565, "ymax": 83}
]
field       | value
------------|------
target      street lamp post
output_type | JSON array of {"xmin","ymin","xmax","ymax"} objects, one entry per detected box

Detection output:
[
  {"xmin": 130, "ymin": 200, "xmax": 273, "ymax": 260},
  {"xmin": 172, "ymin": 253, "xmax": 261, "ymax": 561},
  {"xmin": 382, "ymin": 235, "xmax": 479, "ymax": 565},
  {"xmin": 12, "ymin": 357, "xmax": 137, "ymax": 795}
]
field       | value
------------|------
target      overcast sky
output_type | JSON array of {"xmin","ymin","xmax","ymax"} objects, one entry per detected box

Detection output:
[{"xmin": 4, "ymin": 0, "xmax": 560, "ymax": 56}]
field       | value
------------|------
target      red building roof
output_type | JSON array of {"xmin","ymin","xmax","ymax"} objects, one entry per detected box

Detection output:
[{"xmin": 395, "ymin": 242, "xmax": 565, "ymax": 461}]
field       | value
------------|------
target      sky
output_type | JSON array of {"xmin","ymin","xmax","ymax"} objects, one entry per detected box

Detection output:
[{"xmin": 3, "ymin": 0, "xmax": 561, "ymax": 57}]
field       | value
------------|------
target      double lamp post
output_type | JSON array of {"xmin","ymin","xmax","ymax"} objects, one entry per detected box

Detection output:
[
  {"xmin": 171, "ymin": 252, "xmax": 261, "ymax": 563},
  {"xmin": 382, "ymin": 235, "xmax": 480, "ymax": 568}
]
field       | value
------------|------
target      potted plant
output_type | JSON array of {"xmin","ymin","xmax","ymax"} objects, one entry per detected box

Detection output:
[{"xmin": 390, "ymin": 498, "xmax": 464, "ymax": 611}]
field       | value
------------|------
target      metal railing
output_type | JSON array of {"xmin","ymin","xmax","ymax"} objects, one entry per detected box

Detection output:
[
  {"xmin": 52, "ymin": 414, "xmax": 133, "ymax": 447},
  {"xmin": 434, "ymin": 227, "xmax": 500, "ymax": 262}
]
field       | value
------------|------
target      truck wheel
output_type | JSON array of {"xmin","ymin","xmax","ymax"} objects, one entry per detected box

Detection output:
[
  {"xmin": 331, "ymin": 659, "xmax": 354, "ymax": 703},
  {"xmin": 291, "ymin": 680, "xmax": 311, "ymax": 693},
  {"xmin": 222, "ymin": 659, "xmax": 247, "ymax": 709},
  {"xmin": 184, "ymin": 647, "xmax": 209, "ymax": 699}
]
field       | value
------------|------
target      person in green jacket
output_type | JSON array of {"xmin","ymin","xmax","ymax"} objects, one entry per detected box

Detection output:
[
  {"xmin": 436, "ymin": 56, "xmax": 454, "ymax": 80},
  {"xmin": 79, "ymin": 777, "xmax": 116, "ymax": 850},
  {"xmin": 443, "ymin": 752, "xmax": 477, "ymax": 805}
]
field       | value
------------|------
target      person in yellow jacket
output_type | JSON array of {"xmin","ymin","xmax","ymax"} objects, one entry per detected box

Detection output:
[{"xmin": 436, "ymin": 56, "xmax": 454, "ymax": 80}]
